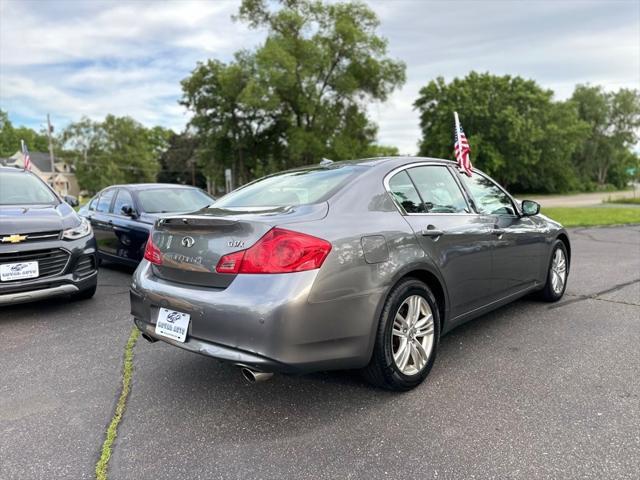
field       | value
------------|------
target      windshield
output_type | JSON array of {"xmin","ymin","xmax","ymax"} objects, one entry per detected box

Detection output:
[
  {"xmin": 137, "ymin": 188, "xmax": 213, "ymax": 214},
  {"xmin": 0, "ymin": 171, "xmax": 58, "ymax": 205},
  {"xmin": 214, "ymin": 166, "xmax": 361, "ymax": 208}
]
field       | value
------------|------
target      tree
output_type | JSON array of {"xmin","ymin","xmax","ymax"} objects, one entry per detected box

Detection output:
[
  {"xmin": 61, "ymin": 115, "xmax": 165, "ymax": 192},
  {"xmin": 366, "ymin": 144, "xmax": 400, "ymax": 157},
  {"xmin": 156, "ymin": 131, "xmax": 208, "ymax": 188},
  {"xmin": 0, "ymin": 110, "xmax": 49, "ymax": 157},
  {"xmin": 414, "ymin": 72, "xmax": 588, "ymax": 193},
  {"xmin": 181, "ymin": 0, "xmax": 405, "ymax": 187},
  {"xmin": 570, "ymin": 85, "xmax": 640, "ymax": 188},
  {"xmin": 182, "ymin": 52, "xmax": 284, "ymax": 188}
]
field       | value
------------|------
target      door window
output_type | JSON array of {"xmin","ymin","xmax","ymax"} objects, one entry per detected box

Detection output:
[
  {"xmin": 88, "ymin": 196, "xmax": 98, "ymax": 211},
  {"xmin": 458, "ymin": 173, "xmax": 515, "ymax": 215},
  {"xmin": 387, "ymin": 170, "xmax": 426, "ymax": 213},
  {"xmin": 407, "ymin": 166, "xmax": 469, "ymax": 213},
  {"xmin": 113, "ymin": 189, "xmax": 134, "ymax": 216},
  {"xmin": 96, "ymin": 189, "xmax": 115, "ymax": 213}
]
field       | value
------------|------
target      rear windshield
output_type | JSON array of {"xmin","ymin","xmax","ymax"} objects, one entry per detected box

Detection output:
[
  {"xmin": 215, "ymin": 166, "xmax": 361, "ymax": 208},
  {"xmin": 137, "ymin": 188, "xmax": 213, "ymax": 214},
  {"xmin": 0, "ymin": 171, "xmax": 58, "ymax": 205}
]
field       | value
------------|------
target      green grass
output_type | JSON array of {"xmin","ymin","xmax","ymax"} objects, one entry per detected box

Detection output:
[
  {"xmin": 543, "ymin": 207, "xmax": 640, "ymax": 227},
  {"xmin": 95, "ymin": 328, "xmax": 140, "ymax": 480}
]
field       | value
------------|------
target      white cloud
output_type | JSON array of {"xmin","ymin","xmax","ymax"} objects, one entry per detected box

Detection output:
[{"xmin": 1, "ymin": 0, "xmax": 638, "ymax": 154}]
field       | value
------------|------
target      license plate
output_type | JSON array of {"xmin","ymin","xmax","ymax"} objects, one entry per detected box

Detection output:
[
  {"xmin": 155, "ymin": 308, "xmax": 190, "ymax": 343},
  {"xmin": 0, "ymin": 261, "xmax": 39, "ymax": 282}
]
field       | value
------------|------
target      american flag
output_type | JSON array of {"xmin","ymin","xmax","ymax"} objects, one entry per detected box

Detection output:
[
  {"xmin": 21, "ymin": 139, "xmax": 32, "ymax": 170},
  {"xmin": 453, "ymin": 111, "xmax": 472, "ymax": 176}
]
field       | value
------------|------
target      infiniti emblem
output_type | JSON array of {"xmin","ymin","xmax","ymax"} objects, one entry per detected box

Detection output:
[{"xmin": 181, "ymin": 236, "xmax": 195, "ymax": 248}]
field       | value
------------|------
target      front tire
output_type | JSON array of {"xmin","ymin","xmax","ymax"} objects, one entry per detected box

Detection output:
[
  {"xmin": 363, "ymin": 278, "xmax": 440, "ymax": 391},
  {"xmin": 539, "ymin": 240, "xmax": 569, "ymax": 302}
]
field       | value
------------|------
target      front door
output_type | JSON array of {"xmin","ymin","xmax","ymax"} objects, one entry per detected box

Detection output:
[
  {"xmin": 387, "ymin": 165, "xmax": 495, "ymax": 319},
  {"xmin": 456, "ymin": 171, "xmax": 545, "ymax": 298},
  {"xmin": 111, "ymin": 188, "xmax": 149, "ymax": 262}
]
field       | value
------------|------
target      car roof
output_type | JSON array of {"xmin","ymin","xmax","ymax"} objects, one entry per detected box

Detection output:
[
  {"xmin": 101, "ymin": 183, "xmax": 202, "ymax": 191},
  {"xmin": 352, "ymin": 156, "xmax": 455, "ymax": 166},
  {"xmin": 278, "ymin": 156, "xmax": 457, "ymax": 174},
  {"xmin": 0, "ymin": 166, "xmax": 34, "ymax": 173}
]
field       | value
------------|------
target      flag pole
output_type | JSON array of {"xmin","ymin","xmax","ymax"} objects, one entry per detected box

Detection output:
[
  {"xmin": 453, "ymin": 111, "xmax": 461, "ymax": 171},
  {"xmin": 20, "ymin": 139, "xmax": 25, "ymax": 170}
]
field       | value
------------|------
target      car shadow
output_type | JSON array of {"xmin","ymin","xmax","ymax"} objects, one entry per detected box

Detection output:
[{"xmin": 129, "ymin": 296, "xmax": 548, "ymax": 442}]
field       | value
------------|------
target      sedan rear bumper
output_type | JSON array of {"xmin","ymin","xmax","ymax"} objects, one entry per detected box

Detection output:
[
  {"xmin": 130, "ymin": 260, "xmax": 380, "ymax": 374},
  {"xmin": 134, "ymin": 317, "xmax": 292, "ymax": 373}
]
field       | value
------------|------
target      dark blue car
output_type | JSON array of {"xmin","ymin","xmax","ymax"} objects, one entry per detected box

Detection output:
[{"xmin": 79, "ymin": 184, "xmax": 214, "ymax": 266}]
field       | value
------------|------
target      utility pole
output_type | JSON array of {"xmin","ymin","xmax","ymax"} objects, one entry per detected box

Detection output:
[{"xmin": 46, "ymin": 113, "xmax": 55, "ymax": 173}]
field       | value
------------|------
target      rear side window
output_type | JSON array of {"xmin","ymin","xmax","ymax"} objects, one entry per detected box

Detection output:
[
  {"xmin": 387, "ymin": 170, "xmax": 426, "ymax": 213},
  {"xmin": 96, "ymin": 189, "xmax": 115, "ymax": 213},
  {"xmin": 214, "ymin": 166, "xmax": 362, "ymax": 208},
  {"xmin": 408, "ymin": 166, "xmax": 469, "ymax": 213}
]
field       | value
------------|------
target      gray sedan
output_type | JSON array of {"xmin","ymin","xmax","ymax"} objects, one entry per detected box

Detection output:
[{"xmin": 130, "ymin": 157, "xmax": 569, "ymax": 390}]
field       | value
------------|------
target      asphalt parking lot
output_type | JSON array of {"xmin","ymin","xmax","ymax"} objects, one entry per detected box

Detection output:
[{"xmin": 1, "ymin": 226, "xmax": 639, "ymax": 480}]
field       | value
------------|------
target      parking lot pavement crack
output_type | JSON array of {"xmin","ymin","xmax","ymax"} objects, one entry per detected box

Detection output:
[
  {"xmin": 95, "ymin": 327, "xmax": 140, "ymax": 480},
  {"xmin": 550, "ymin": 278, "xmax": 640, "ymax": 309}
]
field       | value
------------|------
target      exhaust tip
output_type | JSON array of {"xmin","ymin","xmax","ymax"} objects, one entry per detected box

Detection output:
[
  {"xmin": 241, "ymin": 367, "xmax": 257, "ymax": 382},
  {"xmin": 240, "ymin": 366, "xmax": 273, "ymax": 383},
  {"xmin": 141, "ymin": 332, "xmax": 157, "ymax": 343}
]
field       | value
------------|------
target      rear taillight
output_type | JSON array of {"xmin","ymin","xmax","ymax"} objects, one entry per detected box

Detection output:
[
  {"xmin": 143, "ymin": 234, "xmax": 163, "ymax": 265},
  {"xmin": 216, "ymin": 228, "xmax": 331, "ymax": 274}
]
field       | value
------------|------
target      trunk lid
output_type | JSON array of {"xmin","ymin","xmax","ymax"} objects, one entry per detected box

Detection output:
[{"xmin": 150, "ymin": 203, "xmax": 328, "ymax": 288}]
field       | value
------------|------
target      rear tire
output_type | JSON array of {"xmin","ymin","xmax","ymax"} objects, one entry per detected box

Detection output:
[
  {"xmin": 539, "ymin": 240, "xmax": 569, "ymax": 302},
  {"xmin": 363, "ymin": 278, "xmax": 440, "ymax": 391}
]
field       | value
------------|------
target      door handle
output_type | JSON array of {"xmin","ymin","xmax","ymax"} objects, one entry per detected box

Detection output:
[
  {"xmin": 108, "ymin": 220, "xmax": 113, "ymax": 225},
  {"xmin": 421, "ymin": 225, "xmax": 445, "ymax": 238},
  {"xmin": 492, "ymin": 228, "xmax": 505, "ymax": 237}
]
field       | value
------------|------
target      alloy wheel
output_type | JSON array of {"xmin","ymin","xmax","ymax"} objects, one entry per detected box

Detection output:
[
  {"xmin": 551, "ymin": 248, "xmax": 567, "ymax": 295},
  {"xmin": 391, "ymin": 295, "xmax": 435, "ymax": 376}
]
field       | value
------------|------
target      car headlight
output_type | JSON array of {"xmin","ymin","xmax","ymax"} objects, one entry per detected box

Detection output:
[{"xmin": 62, "ymin": 217, "xmax": 92, "ymax": 240}]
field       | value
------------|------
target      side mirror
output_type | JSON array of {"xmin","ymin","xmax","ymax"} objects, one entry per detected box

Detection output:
[
  {"xmin": 521, "ymin": 200, "xmax": 540, "ymax": 216},
  {"xmin": 121, "ymin": 204, "xmax": 135, "ymax": 217},
  {"xmin": 64, "ymin": 195, "xmax": 79, "ymax": 207}
]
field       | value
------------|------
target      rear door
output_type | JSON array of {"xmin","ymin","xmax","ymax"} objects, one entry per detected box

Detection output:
[
  {"xmin": 387, "ymin": 164, "xmax": 494, "ymax": 319},
  {"xmin": 92, "ymin": 189, "xmax": 116, "ymax": 255},
  {"xmin": 455, "ymin": 170, "xmax": 545, "ymax": 298}
]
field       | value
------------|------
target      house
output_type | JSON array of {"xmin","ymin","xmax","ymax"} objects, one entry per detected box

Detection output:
[{"xmin": 1, "ymin": 151, "xmax": 80, "ymax": 197}]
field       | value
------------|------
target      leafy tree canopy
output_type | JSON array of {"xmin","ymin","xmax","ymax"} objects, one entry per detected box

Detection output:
[
  {"xmin": 182, "ymin": 0, "xmax": 405, "ymax": 188},
  {"xmin": 0, "ymin": 110, "xmax": 50, "ymax": 157},
  {"xmin": 414, "ymin": 72, "xmax": 590, "ymax": 193},
  {"xmin": 60, "ymin": 115, "xmax": 171, "ymax": 192},
  {"xmin": 570, "ymin": 85, "xmax": 640, "ymax": 188}
]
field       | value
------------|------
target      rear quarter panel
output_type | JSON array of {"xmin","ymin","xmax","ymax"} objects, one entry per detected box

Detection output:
[{"xmin": 279, "ymin": 165, "xmax": 444, "ymax": 366}]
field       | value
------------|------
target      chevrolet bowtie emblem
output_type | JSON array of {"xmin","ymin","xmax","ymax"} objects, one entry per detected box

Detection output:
[{"xmin": 1, "ymin": 234, "xmax": 28, "ymax": 244}]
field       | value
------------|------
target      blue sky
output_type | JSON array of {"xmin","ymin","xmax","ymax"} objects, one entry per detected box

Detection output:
[{"xmin": 1, "ymin": 0, "xmax": 638, "ymax": 154}]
